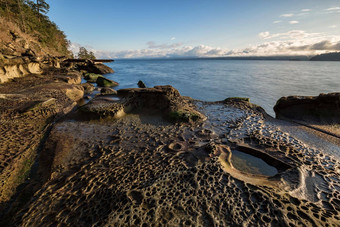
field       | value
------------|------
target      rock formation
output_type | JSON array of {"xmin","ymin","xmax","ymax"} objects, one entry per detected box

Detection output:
[
  {"xmin": 79, "ymin": 85, "xmax": 206, "ymax": 123},
  {"xmin": 274, "ymin": 93, "xmax": 340, "ymax": 123},
  {"xmin": 76, "ymin": 60, "xmax": 114, "ymax": 74}
]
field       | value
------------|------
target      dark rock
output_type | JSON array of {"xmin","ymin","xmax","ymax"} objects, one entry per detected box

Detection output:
[
  {"xmin": 81, "ymin": 82, "xmax": 95, "ymax": 94},
  {"xmin": 100, "ymin": 87, "xmax": 117, "ymax": 95},
  {"xmin": 96, "ymin": 76, "xmax": 119, "ymax": 87},
  {"xmin": 84, "ymin": 73, "xmax": 102, "ymax": 83},
  {"xmin": 224, "ymin": 97, "xmax": 250, "ymax": 103},
  {"xmin": 137, "ymin": 80, "xmax": 146, "ymax": 88},
  {"xmin": 274, "ymin": 93, "xmax": 340, "ymax": 123},
  {"xmin": 77, "ymin": 62, "xmax": 114, "ymax": 74}
]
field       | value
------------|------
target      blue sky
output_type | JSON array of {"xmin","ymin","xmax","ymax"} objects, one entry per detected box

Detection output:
[{"xmin": 46, "ymin": 0, "xmax": 340, "ymax": 58}]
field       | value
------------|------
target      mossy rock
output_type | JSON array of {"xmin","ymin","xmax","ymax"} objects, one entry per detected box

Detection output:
[
  {"xmin": 84, "ymin": 73, "xmax": 102, "ymax": 83},
  {"xmin": 96, "ymin": 76, "xmax": 119, "ymax": 87},
  {"xmin": 168, "ymin": 110, "xmax": 200, "ymax": 123},
  {"xmin": 224, "ymin": 97, "xmax": 250, "ymax": 102}
]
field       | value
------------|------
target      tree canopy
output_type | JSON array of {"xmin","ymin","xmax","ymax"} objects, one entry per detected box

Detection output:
[
  {"xmin": 26, "ymin": 0, "xmax": 50, "ymax": 15},
  {"xmin": 77, "ymin": 47, "xmax": 96, "ymax": 60}
]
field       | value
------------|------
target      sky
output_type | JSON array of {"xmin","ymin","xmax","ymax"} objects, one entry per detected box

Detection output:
[{"xmin": 46, "ymin": 0, "xmax": 340, "ymax": 58}]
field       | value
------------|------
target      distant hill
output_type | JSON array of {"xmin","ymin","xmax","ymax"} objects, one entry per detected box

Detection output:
[
  {"xmin": 0, "ymin": 0, "xmax": 71, "ymax": 57},
  {"xmin": 123, "ymin": 55, "xmax": 310, "ymax": 61},
  {"xmin": 310, "ymin": 52, "xmax": 340, "ymax": 61}
]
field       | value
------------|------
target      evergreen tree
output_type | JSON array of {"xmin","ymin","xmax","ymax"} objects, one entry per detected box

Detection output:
[
  {"xmin": 77, "ymin": 47, "xmax": 96, "ymax": 59},
  {"xmin": 26, "ymin": 0, "xmax": 49, "ymax": 14}
]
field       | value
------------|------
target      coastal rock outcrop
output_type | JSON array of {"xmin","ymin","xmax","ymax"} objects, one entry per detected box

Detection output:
[
  {"xmin": 0, "ymin": 61, "xmax": 42, "ymax": 83},
  {"xmin": 274, "ymin": 93, "xmax": 340, "ymax": 123},
  {"xmin": 0, "ymin": 56, "xmax": 66, "ymax": 84},
  {"xmin": 118, "ymin": 85, "xmax": 206, "ymax": 123},
  {"xmin": 79, "ymin": 85, "xmax": 205, "ymax": 123},
  {"xmin": 76, "ymin": 60, "xmax": 114, "ymax": 74}
]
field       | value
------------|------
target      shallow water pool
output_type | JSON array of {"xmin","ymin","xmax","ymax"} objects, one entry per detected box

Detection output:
[{"xmin": 231, "ymin": 149, "xmax": 278, "ymax": 177}]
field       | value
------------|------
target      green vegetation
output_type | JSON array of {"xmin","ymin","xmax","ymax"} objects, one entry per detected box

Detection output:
[
  {"xmin": 16, "ymin": 155, "xmax": 34, "ymax": 184},
  {"xmin": 0, "ymin": 0, "xmax": 70, "ymax": 56},
  {"xmin": 84, "ymin": 73, "xmax": 102, "ymax": 83},
  {"xmin": 168, "ymin": 110, "xmax": 200, "ymax": 123},
  {"xmin": 224, "ymin": 97, "xmax": 250, "ymax": 102},
  {"xmin": 78, "ymin": 46, "xmax": 96, "ymax": 59}
]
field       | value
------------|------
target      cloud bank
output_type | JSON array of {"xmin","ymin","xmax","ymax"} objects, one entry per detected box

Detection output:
[{"xmin": 70, "ymin": 31, "xmax": 340, "ymax": 59}]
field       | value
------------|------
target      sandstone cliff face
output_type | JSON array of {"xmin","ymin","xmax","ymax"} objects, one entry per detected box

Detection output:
[
  {"xmin": 0, "ymin": 62, "xmax": 41, "ymax": 83},
  {"xmin": 0, "ymin": 56, "xmax": 65, "ymax": 83}
]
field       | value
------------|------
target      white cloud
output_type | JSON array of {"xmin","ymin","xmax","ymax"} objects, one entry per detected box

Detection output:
[
  {"xmin": 326, "ymin": 7, "xmax": 340, "ymax": 11},
  {"xmin": 301, "ymin": 9, "xmax": 311, "ymax": 12},
  {"xmin": 226, "ymin": 39, "xmax": 340, "ymax": 56},
  {"xmin": 258, "ymin": 31, "xmax": 270, "ymax": 39},
  {"xmin": 273, "ymin": 20, "xmax": 281, "ymax": 24},
  {"xmin": 146, "ymin": 41, "xmax": 183, "ymax": 49},
  {"xmin": 329, "ymin": 25, "xmax": 337, "ymax": 28},
  {"xmin": 258, "ymin": 30, "xmax": 320, "ymax": 40},
  {"xmin": 74, "ymin": 31, "xmax": 340, "ymax": 59},
  {"xmin": 93, "ymin": 44, "xmax": 229, "ymax": 59},
  {"xmin": 171, "ymin": 37, "xmax": 176, "ymax": 40},
  {"xmin": 289, "ymin": 21, "xmax": 299, "ymax": 24},
  {"xmin": 280, "ymin": 13, "xmax": 294, "ymax": 17}
]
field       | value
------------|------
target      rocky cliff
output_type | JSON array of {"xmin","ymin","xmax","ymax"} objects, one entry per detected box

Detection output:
[{"xmin": 0, "ymin": 56, "xmax": 64, "ymax": 83}]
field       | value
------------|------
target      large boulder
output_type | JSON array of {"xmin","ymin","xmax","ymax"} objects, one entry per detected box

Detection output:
[
  {"xmin": 137, "ymin": 80, "xmax": 146, "ymax": 88},
  {"xmin": 274, "ymin": 93, "xmax": 340, "ymax": 123},
  {"xmin": 96, "ymin": 76, "xmax": 118, "ymax": 87}
]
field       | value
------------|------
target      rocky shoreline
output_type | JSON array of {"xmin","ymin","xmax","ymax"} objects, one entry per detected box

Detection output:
[{"xmin": 0, "ymin": 60, "xmax": 339, "ymax": 226}]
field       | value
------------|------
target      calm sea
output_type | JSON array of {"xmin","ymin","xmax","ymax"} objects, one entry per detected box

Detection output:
[{"xmin": 104, "ymin": 59, "xmax": 340, "ymax": 116}]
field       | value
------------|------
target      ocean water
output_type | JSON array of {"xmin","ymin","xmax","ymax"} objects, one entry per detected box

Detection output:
[{"xmin": 104, "ymin": 59, "xmax": 340, "ymax": 116}]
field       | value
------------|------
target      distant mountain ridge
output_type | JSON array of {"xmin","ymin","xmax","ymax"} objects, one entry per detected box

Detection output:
[{"xmin": 310, "ymin": 52, "xmax": 340, "ymax": 61}]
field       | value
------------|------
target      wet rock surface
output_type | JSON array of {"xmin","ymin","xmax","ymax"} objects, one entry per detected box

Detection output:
[{"xmin": 7, "ymin": 96, "xmax": 339, "ymax": 226}]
